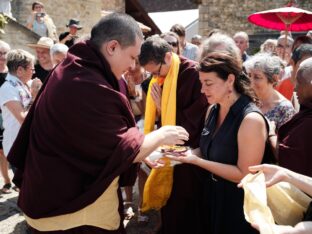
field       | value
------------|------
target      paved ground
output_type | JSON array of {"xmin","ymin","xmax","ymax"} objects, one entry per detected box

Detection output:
[{"xmin": 0, "ymin": 170, "xmax": 159, "ymax": 234}]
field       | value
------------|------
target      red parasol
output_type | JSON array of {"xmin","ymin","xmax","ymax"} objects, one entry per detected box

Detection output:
[
  {"xmin": 248, "ymin": 6, "xmax": 312, "ymax": 32},
  {"xmin": 248, "ymin": 2, "xmax": 312, "ymax": 59}
]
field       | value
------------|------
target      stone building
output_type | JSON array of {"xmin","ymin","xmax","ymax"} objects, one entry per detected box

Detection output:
[
  {"xmin": 1, "ymin": 0, "xmax": 158, "ymax": 51},
  {"xmin": 198, "ymin": 0, "xmax": 312, "ymax": 36},
  {"xmin": 197, "ymin": 0, "xmax": 312, "ymax": 53},
  {"xmin": 2, "ymin": 0, "xmax": 311, "ymax": 54}
]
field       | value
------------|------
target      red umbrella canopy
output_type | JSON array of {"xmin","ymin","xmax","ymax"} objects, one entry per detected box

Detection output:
[{"xmin": 248, "ymin": 6, "xmax": 312, "ymax": 31}]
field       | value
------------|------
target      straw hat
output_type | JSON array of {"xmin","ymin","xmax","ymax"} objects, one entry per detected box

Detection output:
[{"xmin": 27, "ymin": 37, "xmax": 54, "ymax": 49}]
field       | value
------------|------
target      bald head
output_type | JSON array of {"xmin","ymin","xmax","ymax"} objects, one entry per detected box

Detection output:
[{"xmin": 297, "ymin": 57, "xmax": 312, "ymax": 85}]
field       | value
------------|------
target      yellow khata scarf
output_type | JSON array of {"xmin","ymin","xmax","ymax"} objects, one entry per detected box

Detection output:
[
  {"xmin": 144, "ymin": 52, "xmax": 180, "ymax": 134},
  {"xmin": 142, "ymin": 53, "xmax": 180, "ymax": 212}
]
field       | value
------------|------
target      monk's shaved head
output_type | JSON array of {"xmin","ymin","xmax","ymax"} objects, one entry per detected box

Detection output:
[{"xmin": 297, "ymin": 57, "xmax": 312, "ymax": 85}]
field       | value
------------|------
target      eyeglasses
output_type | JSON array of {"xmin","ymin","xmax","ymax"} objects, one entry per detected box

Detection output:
[
  {"xmin": 154, "ymin": 62, "xmax": 163, "ymax": 76},
  {"xmin": 150, "ymin": 62, "xmax": 163, "ymax": 76},
  {"xmin": 23, "ymin": 66, "xmax": 35, "ymax": 73},
  {"xmin": 167, "ymin": 41, "xmax": 178, "ymax": 47}
]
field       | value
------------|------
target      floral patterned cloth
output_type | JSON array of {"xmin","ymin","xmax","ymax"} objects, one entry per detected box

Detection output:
[{"xmin": 265, "ymin": 99, "xmax": 296, "ymax": 130}]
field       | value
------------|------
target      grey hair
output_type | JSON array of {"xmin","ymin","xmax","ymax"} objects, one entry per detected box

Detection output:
[
  {"xmin": 277, "ymin": 35, "xmax": 294, "ymax": 46},
  {"xmin": 233, "ymin": 31, "xmax": 249, "ymax": 41},
  {"xmin": 249, "ymin": 53, "xmax": 283, "ymax": 84},
  {"xmin": 50, "ymin": 43, "xmax": 68, "ymax": 56},
  {"xmin": 0, "ymin": 40, "xmax": 10, "ymax": 51},
  {"xmin": 90, "ymin": 13, "xmax": 143, "ymax": 49},
  {"xmin": 200, "ymin": 33, "xmax": 241, "ymax": 62},
  {"xmin": 297, "ymin": 57, "xmax": 312, "ymax": 85},
  {"xmin": 260, "ymin": 39, "xmax": 277, "ymax": 53},
  {"xmin": 7, "ymin": 49, "xmax": 35, "ymax": 74}
]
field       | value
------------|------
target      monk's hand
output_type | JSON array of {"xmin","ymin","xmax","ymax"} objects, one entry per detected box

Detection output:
[
  {"xmin": 158, "ymin": 125, "xmax": 189, "ymax": 146},
  {"xmin": 143, "ymin": 157, "xmax": 165, "ymax": 169},
  {"xmin": 151, "ymin": 83, "xmax": 162, "ymax": 113}
]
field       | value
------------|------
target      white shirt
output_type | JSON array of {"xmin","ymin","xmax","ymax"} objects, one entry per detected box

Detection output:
[{"xmin": 0, "ymin": 73, "xmax": 31, "ymax": 156}]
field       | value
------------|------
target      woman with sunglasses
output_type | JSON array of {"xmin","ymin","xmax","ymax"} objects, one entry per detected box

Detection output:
[{"xmin": 160, "ymin": 31, "xmax": 181, "ymax": 55}]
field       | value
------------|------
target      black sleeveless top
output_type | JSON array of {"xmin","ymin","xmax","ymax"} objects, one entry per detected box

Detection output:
[{"xmin": 199, "ymin": 95, "xmax": 263, "ymax": 234}]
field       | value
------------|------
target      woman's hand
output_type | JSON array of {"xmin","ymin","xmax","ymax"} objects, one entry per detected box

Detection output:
[
  {"xmin": 30, "ymin": 78, "xmax": 42, "ymax": 99},
  {"xmin": 165, "ymin": 150, "xmax": 200, "ymax": 165}
]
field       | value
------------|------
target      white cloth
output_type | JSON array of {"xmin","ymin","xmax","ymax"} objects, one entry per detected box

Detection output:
[
  {"xmin": 0, "ymin": 73, "xmax": 31, "ymax": 156},
  {"xmin": 0, "ymin": 0, "xmax": 12, "ymax": 17}
]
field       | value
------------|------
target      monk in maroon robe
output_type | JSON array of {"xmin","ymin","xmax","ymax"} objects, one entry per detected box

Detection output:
[
  {"xmin": 278, "ymin": 57, "xmax": 312, "ymax": 177},
  {"xmin": 139, "ymin": 36, "xmax": 208, "ymax": 234},
  {"xmin": 7, "ymin": 13, "xmax": 189, "ymax": 234}
]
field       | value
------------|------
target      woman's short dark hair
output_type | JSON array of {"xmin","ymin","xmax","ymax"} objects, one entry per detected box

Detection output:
[
  {"xmin": 198, "ymin": 52, "xmax": 259, "ymax": 105},
  {"xmin": 32, "ymin": 1, "xmax": 44, "ymax": 10},
  {"xmin": 139, "ymin": 35, "xmax": 172, "ymax": 66},
  {"xmin": 90, "ymin": 13, "xmax": 143, "ymax": 50}
]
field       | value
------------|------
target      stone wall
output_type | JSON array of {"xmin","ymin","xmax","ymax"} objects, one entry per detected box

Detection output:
[
  {"xmin": 138, "ymin": 0, "xmax": 197, "ymax": 12},
  {"xmin": 199, "ymin": 0, "xmax": 312, "ymax": 37},
  {"xmin": 0, "ymin": 17, "xmax": 39, "ymax": 53},
  {"xmin": 11, "ymin": 0, "xmax": 103, "ymax": 39},
  {"xmin": 102, "ymin": 0, "xmax": 125, "ymax": 13}
]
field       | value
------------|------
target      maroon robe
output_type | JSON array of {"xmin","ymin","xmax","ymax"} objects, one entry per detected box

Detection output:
[
  {"xmin": 160, "ymin": 56, "xmax": 208, "ymax": 234},
  {"xmin": 278, "ymin": 101, "xmax": 312, "ymax": 177},
  {"xmin": 7, "ymin": 40, "xmax": 144, "ymax": 233}
]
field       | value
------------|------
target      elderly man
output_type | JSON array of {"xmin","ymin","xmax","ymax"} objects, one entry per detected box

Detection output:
[
  {"xmin": 27, "ymin": 37, "xmax": 54, "ymax": 83},
  {"xmin": 139, "ymin": 35, "xmax": 208, "ymax": 234},
  {"xmin": 8, "ymin": 13, "xmax": 189, "ymax": 234},
  {"xmin": 233, "ymin": 31, "xmax": 250, "ymax": 62},
  {"xmin": 50, "ymin": 43, "xmax": 68, "ymax": 66},
  {"xmin": 276, "ymin": 35, "xmax": 294, "ymax": 64}
]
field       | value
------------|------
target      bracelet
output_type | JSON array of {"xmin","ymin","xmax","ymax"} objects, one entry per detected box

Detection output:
[{"xmin": 268, "ymin": 134, "xmax": 277, "ymax": 138}]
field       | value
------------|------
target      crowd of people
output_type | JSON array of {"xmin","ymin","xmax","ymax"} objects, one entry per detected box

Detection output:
[{"xmin": 0, "ymin": 2, "xmax": 311, "ymax": 234}]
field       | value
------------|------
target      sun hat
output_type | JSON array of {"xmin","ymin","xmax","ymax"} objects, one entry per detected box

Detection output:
[
  {"xmin": 66, "ymin": 19, "xmax": 82, "ymax": 30},
  {"xmin": 27, "ymin": 37, "xmax": 54, "ymax": 49}
]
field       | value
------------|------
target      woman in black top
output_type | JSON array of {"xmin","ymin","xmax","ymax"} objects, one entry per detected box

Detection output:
[{"xmin": 168, "ymin": 52, "xmax": 268, "ymax": 234}]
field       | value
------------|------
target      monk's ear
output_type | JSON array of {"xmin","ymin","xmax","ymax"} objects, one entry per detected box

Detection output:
[{"xmin": 105, "ymin": 40, "xmax": 119, "ymax": 56}]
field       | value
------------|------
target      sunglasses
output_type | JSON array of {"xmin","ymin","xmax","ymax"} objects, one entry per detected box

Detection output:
[{"xmin": 167, "ymin": 41, "xmax": 178, "ymax": 47}]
